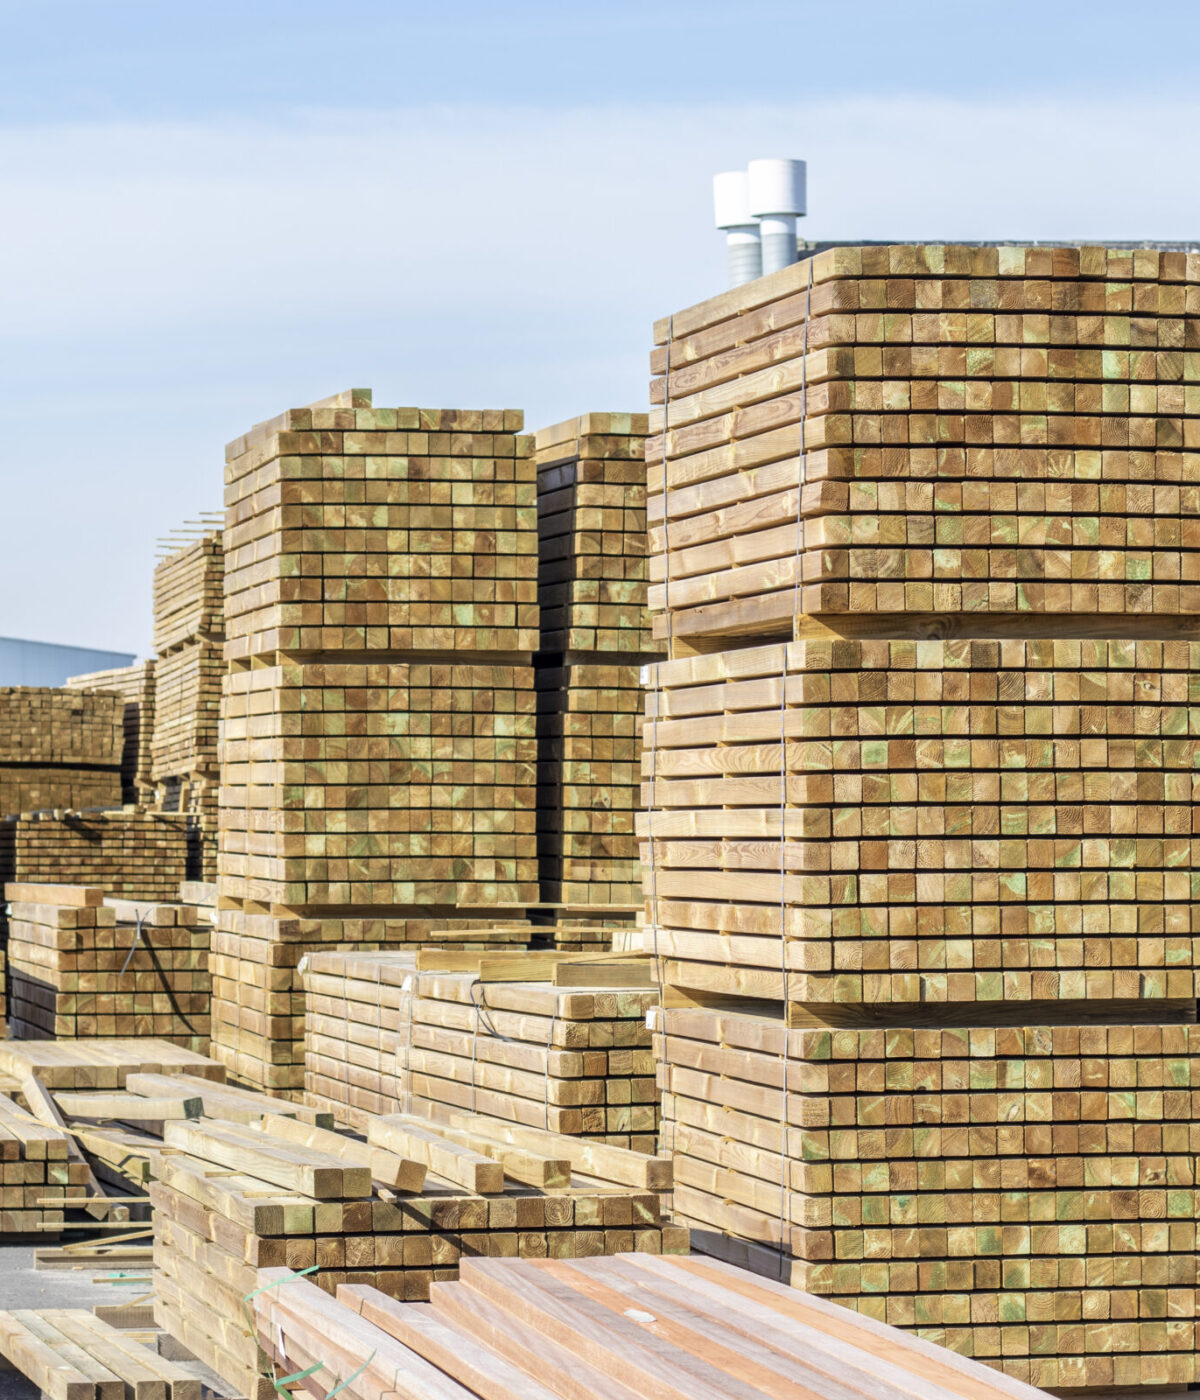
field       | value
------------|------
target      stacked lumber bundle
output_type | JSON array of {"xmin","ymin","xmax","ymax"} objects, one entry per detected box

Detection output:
[
  {"xmin": 251, "ymin": 1255, "xmax": 1051, "ymax": 1400},
  {"xmin": 302, "ymin": 949, "xmax": 660, "ymax": 1150},
  {"xmin": 653, "ymin": 1005, "xmax": 1199, "ymax": 1393},
  {"xmin": 214, "ymin": 389, "xmax": 540, "ymax": 1091},
  {"xmin": 219, "ymin": 660, "xmax": 536, "ymax": 908},
  {"xmin": 0, "ymin": 687, "xmax": 123, "ymax": 817},
  {"xmin": 640, "ymin": 636, "xmax": 1200, "ymax": 1009},
  {"xmin": 0, "ymin": 810, "xmax": 189, "ymax": 905},
  {"xmin": 648, "ymin": 244, "xmax": 1200, "ymax": 643},
  {"xmin": 212, "ymin": 909, "xmax": 504, "ymax": 1093},
  {"xmin": 641, "ymin": 246, "xmax": 1200, "ymax": 1392},
  {"xmin": 147, "ymin": 1108, "xmax": 681, "ymax": 1394},
  {"xmin": 5, "ymin": 885, "xmax": 210, "ymax": 1049},
  {"xmin": 224, "ymin": 389, "xmax": 537, "ymax": 657},
  {"xmin": 0, "ymin": 1310, "xmax": 200, "ymax": 1400},
  {"xmin": 65, "ymin": 661, "xmax": 157, "ymax": 803},
  {"xmin": 153, "ymin": 534, "xmax": 224, "ymax": 654},
  {"xmin": 0, "ymin": 1037, "xmax": 223, "ymax": 1088},
  {"xmin": 533, "ymin": 413, "xmax": 659, "ymax": 908},
  {"xmin": 152, "ymin": 533, "xmax": 224, "ymax": 884},
  {"xmin": 0, "ymin": 1093, "xmax": 91, "ymax": 1234}
]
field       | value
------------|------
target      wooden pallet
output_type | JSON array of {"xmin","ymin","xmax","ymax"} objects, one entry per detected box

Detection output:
[
  {"xmin": 647, "ymin": 245, "xmax": 1200, "ymax": 645},
  {"xmin": 251, "ymin": 1253, "xmax": 1051, "ymax": 1400},
  {"xmin": 301, "ymin": 948, "xmax": 659, "ymax": 1148},
  {"xmin": 6, "ymin": 888, "xmax": 210, "ymax": 1048},
  {"xmin": 0, "ymin": 688, "xmax": 123, "ymax": 817},
  {"xmin": 65, "ymin": 662, "xmax": 157, "ymax": 804}
]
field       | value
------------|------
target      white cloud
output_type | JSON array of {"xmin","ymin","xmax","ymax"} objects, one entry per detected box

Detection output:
[{"xmin": 0, "ymin": 94, "xmax": 1196, "ymax": 652}]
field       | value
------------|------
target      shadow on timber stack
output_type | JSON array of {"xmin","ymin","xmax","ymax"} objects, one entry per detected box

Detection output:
[
  {"xmin": 639, "ymin": 243, "xmax": 1200, "ymax": 1392},
  {"xmin": 531, "ymin": 413, "xmax": 661, "ymax": 944},
  {"xmin": 213, "ymin": 389, "xmax": 540, "ymax": 1092}
]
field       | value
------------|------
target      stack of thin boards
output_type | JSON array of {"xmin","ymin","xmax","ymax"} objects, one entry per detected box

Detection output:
[
  {"xmin": 214, "ymin": 389, "xmax": 539, "ymax": 1092},
  {"xmin": 152, "ymin": 533, "xmax": 224, "ymax": 882},
  {"xmin": 533, "ymin": 414, "xmax": 659, "ymax": 911},
  {"xmin": 641, "ymin": 246, "xmax": 1200, "ymax": 1393},
  {"xmin": 129, "ymin": 1103, "xmax": 681, "ymax": 1395},
  {"xmin": 250, "ymin": 1256, "xmax": 1053, "ymax": 1400},
  {"xmin": 0, "ymin": 1310, "xmax": 200, "ymax": 1400},
  {"xmin": 0, "ymin": 810, "xmax": 189, "ymax": 905},
  {"xmin": 0, "ymin": 687, "xmax": 122, "ymax": 817},
  {"xmin": 65, "ymin": 661, "xmax": 157, "ymax": 804},
  {"xmin": 301, "ymin": 949, "xmax": 660, "ymax": 1150},
  {"xmin": 0, "ymin": 1037, "xmax": 224, "ymax": 1087},
  {"xmin": 5, "ymin": 884, "xmax": 210, "ymax": 1050}
]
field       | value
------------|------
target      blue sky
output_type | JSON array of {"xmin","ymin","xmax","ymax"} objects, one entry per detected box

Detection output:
[{"xmin": 2, "ymin": 0, "xmax": 1198, "ymax": 654}]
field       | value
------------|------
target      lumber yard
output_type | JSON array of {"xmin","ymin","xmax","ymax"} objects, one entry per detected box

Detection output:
[{"xmin": 1, "ymin": 156, "xmax": 1196, "ymax": 1400}]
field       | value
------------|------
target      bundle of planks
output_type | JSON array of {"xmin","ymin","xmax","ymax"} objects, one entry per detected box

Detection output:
[
  {"xmin": 0, "ymin": 1037, "xmax": 224, "ymax": 1088},
  {"xmin": 251, "ymin": 1255, "xmax": 1052, "ymax": 1400},
  {"xmin": 65, "ymin": 661, "xmax": 157, "ymax": 804},
  {"xmin": 533, "ymin": 413, "xmax": 659, "ymax": 911},
  {"xmin": 211, "ymin": 909, "xmax": 506, "ymax": 1093},
  {"xmin": 219, "ymin": 660, "xmax": 536, "ymax": 908},
  {"xmin": 0, "ymin": 1093, "xmax": 91, "ymax": 1235},
  {"xmin": 0, "ymin": 1310, "xmax": 200, "ymax": 1400},
  {"xmin": 0, "ymin": 810, "xmax": 189, "ymax": 907},
  {"xmin": 6, "ymin": 884, "xmax": 210, "ymax": 1050},
  {"xmin": 301, "ymin": 949, "xmax": 660, "ymax": 1149},
  {"xmin": 641, "ymin": 245, "xmax": 1200, "ymax": 1393},
  {"xmin": 0, "ymin": 687, "xmax": 123, "ymax": 817},
  {"xmin": 152, "ymin": 533, "xmax": 224, "ymax": 883},
  {"xmin": 640, "ymin": 636, "xmax": 1200, "ymax": 1010},
  {"xmin": 214, "ymin": 389, "xmax": 540, "ymax": 1091},
  {"xmin": 648, "ymin": 244, "xmax": 1200, "ymax": 644},
  {"xmin": 223, "ymin": 389, "xmax": 537, "ymax": 658},
  {"xmin": 145, "ymin": 1107, "xmax": 681, "ymax": 1394}
]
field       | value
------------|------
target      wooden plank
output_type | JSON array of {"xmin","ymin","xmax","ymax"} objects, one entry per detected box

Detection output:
[{"xmin": 366, "ymin": 1115, "xmax": 504, "ymax": 1194}]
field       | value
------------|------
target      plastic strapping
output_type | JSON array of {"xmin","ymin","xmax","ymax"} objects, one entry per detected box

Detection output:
[
  {"xmin": 543, "ymin": 996, "xmax": 559, "ymax": 1130},
  {"xmin": 775, "ymin": 257, "xmax": 813, "ymax": 1279},
  {"xmin": 469, "ymin": 978, "xmax": 483, "ymax": 1114}
]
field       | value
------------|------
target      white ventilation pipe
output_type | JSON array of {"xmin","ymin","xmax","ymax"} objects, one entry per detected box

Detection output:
[
  {"xmin": 713, "ymin": 170, "xmax": 762, "ymax": 288},
  {"xmin": 747, "ymin": 158, "xmax": 806, "ymax": 275}
]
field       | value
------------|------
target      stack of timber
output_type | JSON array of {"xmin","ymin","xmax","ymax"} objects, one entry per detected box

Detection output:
[
  {"xmin": 252, "ymin": 1255, "xmax": 1053, "ymax": 1400},
  {"xmin": 65, "ymin": 661, "xmax": 157, "ymax": 804},
  {"xmin": 0, "ymin": 1310, "xmax": 200, "ymax": 1400},
  {"xmin": 0, "ymin": 1038, "xmax": 223, "ymax": 1088},
  {"xmin": 6, "ymin": 884, "xmax": 210, "ymax": 1050},
  {"xmin": 0, "ymin": 1093, "xmax": 91, "ymax": 1235},
  {"xmin": 0, "ymin": 688, "xmax": 123, "ymax": 817},
  {"xmin": 647, "ymin": 244, "xmax": 1200, "ymax": 640},
  {"xmin": 144, "ymin": 1108, "xmax": 681, "ymax": 1394},
  {"xmin": 0, "ymin": 810, "xmax": 189, "ymax": 906},
  {"xmin": 533, "ymin": 413, "xmax": 659, "ymax": 910},
  {"xmin": 302, "ymin": 948, "xmax": 660, "ymax": 1150},
  {"xmin": 214, "ymin": 389, "xmax": 539, "ymax": 1092},
  {"xmin": 641, "ymin": 245, "xmax": 1200, "ymax": 1393},
  {"xmin": 152, "ymin": 533, "xmax": 224, "ymax": 883}
]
